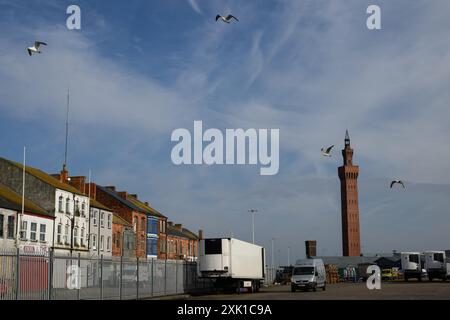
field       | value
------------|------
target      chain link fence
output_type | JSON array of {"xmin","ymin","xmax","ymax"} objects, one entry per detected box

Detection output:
[{"xmin": 0, "ymin": 249, "xmax": 213, "ymax": 300}]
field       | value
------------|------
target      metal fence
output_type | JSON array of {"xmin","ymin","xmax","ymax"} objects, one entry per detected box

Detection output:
[
  {"xmin": 264, "ymin": 267, "xmax": 276, "ymax": 286},
  {"xmin": 0, "ymin": 249, "xmax": 213, "ymax": 300}
]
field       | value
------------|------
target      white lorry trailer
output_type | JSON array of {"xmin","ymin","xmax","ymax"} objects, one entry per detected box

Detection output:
[
  {"xmin": 401, "ymin": 252, "xmax": 422, "ymax": 281},
  {"xmin": 424, "ymin": 251, "xmax": 447, "ymax": 281},
  {"xmin": 197, "ymin": 238, "xmax": 265, "ymax": 292}
]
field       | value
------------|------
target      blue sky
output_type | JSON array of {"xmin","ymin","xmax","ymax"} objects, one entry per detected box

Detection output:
[{"xmin": 1, "ymin": 0, "xmax": 450, "ymax": 264}]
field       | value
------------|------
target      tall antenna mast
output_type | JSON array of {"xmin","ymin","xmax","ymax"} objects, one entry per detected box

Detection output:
[{"xmin": 64, "ymin": 87, "xmax": 70, "ymax": 169}]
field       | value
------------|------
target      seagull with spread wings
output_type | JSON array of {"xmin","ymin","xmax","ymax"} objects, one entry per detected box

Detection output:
[
  {"xmin": 27, "ymin": 41, "xmax": 47, "ymax": 56},
  {"xmin": 321, "ymin": 145, "xmax": 334, "ymax": 157},
  {"xmin": 216, "ymin": 14, "xmax": 239, "ymax": 23},
  {"xmin": 390, "ymin": 180, "xmax": 406, "ymax": 189}
]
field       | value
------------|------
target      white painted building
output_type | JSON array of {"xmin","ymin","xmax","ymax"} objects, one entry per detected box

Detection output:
[
  {"xmin": 0, "ymin": 158, "xmax": 90, "ymax": 257},
  {"xmin": 0, "ymin": 183, "xmax": 54, "ymax": 253},
  {"xmin": 53, "ymin": 188, "xmax": 90, "ymax": 256},
  {"xmin": 89, "ymin": 200, "xmax": 113, "ymax": 257}
]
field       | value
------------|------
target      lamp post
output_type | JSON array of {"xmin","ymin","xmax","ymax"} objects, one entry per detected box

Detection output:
[
  {"xmin": 248, "ymin": 209, "xmax": 258, "ymax": 244},
  {"xmin": 288, "ymin": 246, "xmax": 291, "ymax": 266},
  {"xmin": 271, "ymin": 237, "xmax": 276, "ymax": 284}
]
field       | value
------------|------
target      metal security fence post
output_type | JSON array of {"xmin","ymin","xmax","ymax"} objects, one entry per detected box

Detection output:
[
  {"xmin": 164, "ymin": 259, "xmax": 167, "ymax": 295},
  {"xmin": 15, "ymin": 248, "xmax": 20, "ymax": 300},
  {"xmin": 48, "ymin": 249, "xmax": 54, "ymax": 300},
  {"xmin": 119, "ymin": 255, "xmax": 123, "ymax": 300},
  {"xmin": 136, "ymin": 257, "xmax": 139, "ymax": 300},
  {"xmin": 175, "ymin": 261, "xmax": 178, "ymax": 294},
  {"xmin": 151, "ymin": 258, "xmax": 154, "ymax": 297},
  {"xmin": 100, "ymin": 255, "xmax": 103, "ymax": 300},
  {"xmin": 77, "ymin": 253, "xmax": 81, "ymax": 300}
]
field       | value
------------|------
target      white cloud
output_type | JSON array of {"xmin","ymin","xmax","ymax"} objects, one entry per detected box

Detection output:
[{"xmin": 187, "ymin": 0, "xmax": 202, "ymax": 15}]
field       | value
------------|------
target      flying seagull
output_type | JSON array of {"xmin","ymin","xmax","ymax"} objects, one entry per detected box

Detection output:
[
  {"xmin": 216, "ymin": 14, "xmax": 239, "ymax": 23},
  {"xmin": 321, "ymin": 145, "xmax": 334, "ymax": 157},
  {"xmin": 390, "ymin": 180, "xmax": 405, "ymax": 189},
  {"xmin": 27, "ymin": 41, "xmax": 47, "ymax": 56}
]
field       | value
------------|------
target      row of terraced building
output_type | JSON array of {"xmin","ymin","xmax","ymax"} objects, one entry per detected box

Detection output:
[{"xmin": 0, "ymin": 157, "xmax": 201, "ymax": 261}]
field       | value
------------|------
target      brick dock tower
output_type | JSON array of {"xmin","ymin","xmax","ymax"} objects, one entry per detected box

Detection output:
[{"xmin": 338, "ymin": 130, "xmax": 361, "ymax": 256}]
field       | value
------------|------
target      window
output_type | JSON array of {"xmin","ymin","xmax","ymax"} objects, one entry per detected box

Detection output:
[
  {"xmin": 115, "ymin": 233, "xmax": 122, "ymax": 247},
  {"xmin": 81, "ymin": 202, "xmax": 86, "ymax": 217},
  {"xmin": 66, "ymin": 198, "xmax": 70, "ymax": 214},
  {"xmin": 39, "ymin": 224, "xmax": 46, "ymax": 242},
  {"xmin": 147, "ymin": 218, "xmax": 158, "ymax": 235},
  {"xmin": 133, "ymin": 217, "xmax": 137, "ymax": 232},
  {"xmin": 107, "ymin": 236, "xmax": 111, "ymax": 251},
  {"xmin": 92, "ymin": 234, "xmax": 97, "ymax": 250},
  {"xmin": 146, "ymin": 238, "xmax": 158, "ymax": 256},
  {"xmin": 75, "ymin": 200, "xmax": 80, "ymax": 215},
  {"xmin": 0, "ymin": 214, "xmax": 3, "ymax": 238},
  {"xmin": 107, "ymin": 214, "xmax": 111, "ymax": 229},
  {"xmin": 100, "ymin": 212, "xmax": 105, "ymax": 228},
  {"xmin": 434, "ymin": 253, "xmax": 444, "ymax": 263},
  {"xmin": 81, "ymin": 227, "xmax": 85, "ymax": 246},
  {"xmin": 7, "ymin": 216, "xmax": 15, "ymax": 239},
  {"xmin": 20, "ymin": 220, "xmax": 27, "ymax": 240},
  {"xmin": 74, "ymin": 227, "xmax": 78, "ymax": 245},
  {"xmin": 30, "ymin": 223, "xmax": 37, "ymax": 241},
  {"xmin": 64, "ymin": 224, "xmax": 69, "ymax": 244},
  {"xmin": 92, "ymin": 209, "xmax": 97, "ymax": 226},
  {"xmin": 58, "ymin": 196, "xmax": 64, "ymax": 213},
  {"xmin": 57, "ymin": 224, "xmax": 62, "ymax": 244},
  {"xmin": 160, "ymin": 239, "xmax": 166, "ymax": 253},
  {"xmin": 100, "ymin": 235, "xmax": 104, "ymax": 251},
  {"xmin": 293, "ymin": 267, "xmax": 314, "ymax": 275}
]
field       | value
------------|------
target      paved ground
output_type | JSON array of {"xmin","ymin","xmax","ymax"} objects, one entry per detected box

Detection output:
[{"xmin": 189, "ymin": 281, "xmax": 450, "ymax": 300}]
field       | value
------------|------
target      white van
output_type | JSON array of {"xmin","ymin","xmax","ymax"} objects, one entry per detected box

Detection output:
[
  {"xmin": 291, "ymin": 259, "xmax": 326, "ymax": 292},
  {"xmin": 401, "ymin": 252, "xmax": 422, "ymax": 281}
]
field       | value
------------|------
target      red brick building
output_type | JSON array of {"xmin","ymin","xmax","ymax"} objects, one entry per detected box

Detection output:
[
  {"xmin": 166, "ymin": 222, "xmax": 199, "ymax": 261},
  {"xmin": 338, "ymin": 131, "xmax": 361, "ymax": 256},
  {"xmin": 95, "ymin": 186, "xmax": 147, "ymax": 258},
  {"xmin": 112, "ymin": 214, "xmax": 134, "ymax": 257},
  {"xmin": 125, "ymin": 195, "xmax": 167, "ymax": 259}
]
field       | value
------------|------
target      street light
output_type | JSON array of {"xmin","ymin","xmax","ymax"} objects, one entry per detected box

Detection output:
[
  {"xmin": 271, "ymin": 237, "xmax": 276, "ymax": 284},
  {"xmin": 248, "ymin": 209, "xmax": 258, "ymax": 244},
  {"xmin": 271, "ymin": 237, "xmax": 276, "ymax": 270},
  {"xmin": 287, "ymin": 246, "xmax": 291, "ymax": 266}
]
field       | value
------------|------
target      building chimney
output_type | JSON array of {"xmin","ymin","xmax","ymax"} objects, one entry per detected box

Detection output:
[
  {"xmin": 144, "ymin": 202, "xmax": 149, "ymax": 206},
  {"xmin": 60, "ymin": 165, "xmax": 69, "ymax": 183},
  {"xmin": 198, "ymin": 229, "xmax": 204, "ymax": 240},
  {"xmin": 117, "ymin": 191, "xmax": 128, "ymax": 199},
  {"xmin": 305, "ymin": 240, "xmax": 317, "ymax": 258},
  {"xmin": 130, "ymin": 194, "xmax": 138, "ymax": 199},
  {"xmin": 67, "ymin": 176, "xmax": 86, "ymax": 193},
  {"xmin": 168, "ymin": 221, "xmax": 173, "ymax": 227},
  {"xmin": 175, "ymin": 224, "xmax": 182, "ymax": 231},
  {"xmin": 105, "ymin": 186, "xmax": 116, "ymax": 191},
  {"xmin": 85, "ymin": 183, "xmax": 96, "ymax": 199}
]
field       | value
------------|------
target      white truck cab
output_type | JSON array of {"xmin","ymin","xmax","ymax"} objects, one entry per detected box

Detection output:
[
  {"xmin": 401, "ymin": 252, "xmax": 422, "ymax": 281},
  {"xmin": 424, "ymin": 251, "xmax": 447, "ymax": 281},
  {"xmin": 291, "ymin": 259, "xmax": 326, "ymax": 292}
]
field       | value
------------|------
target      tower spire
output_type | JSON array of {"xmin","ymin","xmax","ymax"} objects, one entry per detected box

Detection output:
[{"xmin": 345, "ymin": 130, "xmax": 350, "ymax": 147}]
